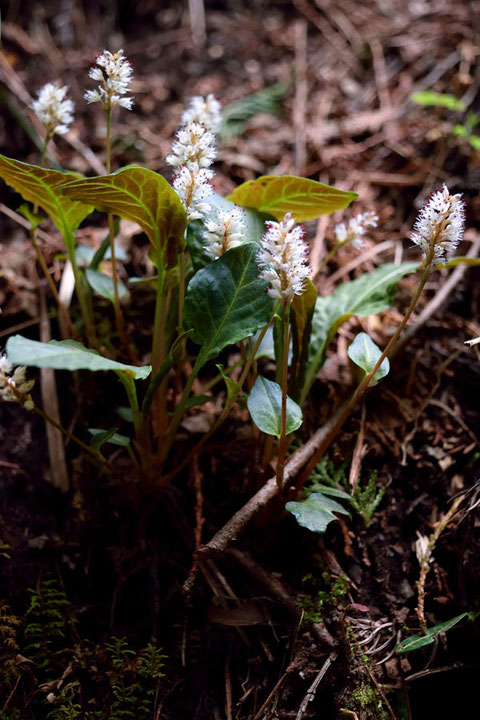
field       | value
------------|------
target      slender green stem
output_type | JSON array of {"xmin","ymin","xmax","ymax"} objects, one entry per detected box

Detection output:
[
  {"xmin": 68, "ymin": 240, "xmax": 97, "ymax": 347},
  {"xmin": 161, "ymin": 303, "xmax": 280, "ymax": 480},
  {"xmin": 104, "ymin": 107, "xmax": 129, "ymax": 355},
  {"xmin": 32, "ymin": 405, "xmax": 112, "ymax": 470},
  {"xmin": 276, "ymin": 302, "xmax": 291, "ymax": 494},
  {"xmin": 313, "ymin": 239, "xmax": 346, "ymax": 279},
  {"xmin": 151, "ymin": 265, "xmax": 170, "ymax": 437},
  {"xmin": 158, "ymin": 352, "xmax": 204, "ymax": 466},
  {"xmin": 295, "ymin": 263, "xmax": 432, "ymax": 492}
]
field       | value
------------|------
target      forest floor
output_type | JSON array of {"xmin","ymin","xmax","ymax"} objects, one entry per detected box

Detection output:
[{"xmin": 0, "ymin": 1, "xmax": 480, "ymax": 719}]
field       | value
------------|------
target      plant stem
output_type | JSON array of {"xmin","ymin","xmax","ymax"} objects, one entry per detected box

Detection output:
[
  {"xmin": 161, "ymin": 303, "xmax": 280, "ymax": 481},
  {"xmin": 31, "ymin": 133, "xmax": 76, "ymax": 338},
  {"xmin": 151, "ymin": 264, "xmax": 169, "ymax": 437},
  {"xmin": 313, "ymin": 239, "xmax": 346, "ymax": 279},
  {"xmin": 295, "ymin": 263, "xmax": 432, "ymax": 492},
  {"xmin": 276, "ymin": 302, "xmax": 290, "ymax": 494},
  {"xmin": 105, "ymin": 107, "xmax": 130, "ymax": 357},
  {"xmin": 416, "ymin": 494, "xmax": 465, "ymax": 635},
  {"xmin": 68, "ymin": 240, "xmax": 97, "ymax": 347},
  {"xmin": 32, "ymin": 405, "xmax": 112, "ymax": 470}
]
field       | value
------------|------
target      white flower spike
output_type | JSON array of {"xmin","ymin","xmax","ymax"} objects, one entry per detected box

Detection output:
[
  {"xmin": 411, "ymin": 185, "xmax": 465, "ymax": 269},
  {"xmin": 181, "ymin": 94, "xmax": 223, "ymax": 134},
  {"xmin": 203, "ymin": 206, "xmax": 246, "ymax": 258},
  {"xmin": 257, "ymin": 213, "xmax": 310, "ymax": 302},
  {"xmin": 0, "ymin": 354, "xmax": 34, "ymax": 410},
  {"xmin": 167, "ymin": 97, "xmax": 220, "ymax": 221},
  {"xmin": 32, "ymin": 82, "xmax": 74, "ymax": 136},
  {"xmin": 334, "ymin": 211, "xmax": 378, "ymax": 250},
  {"xmin": 84, "ymin": 49, "xmax": 134, "ymax": 110},
  {"xmin": 172, "ymin": 163, "xmax": 214, "ymax": 223}
]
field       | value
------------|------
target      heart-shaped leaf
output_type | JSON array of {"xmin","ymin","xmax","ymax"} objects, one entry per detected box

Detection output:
[
  {"xmin": 228, "ymin": 175, "xmax": 357, "ymax": 222},
  {"xmin": 302, "ymin": 262, "xmax": 418, "ymax": 403},
  {"xmin": 85, "ymin": 269, "xmax": 128, "ymax": 303},
  {"xmin": 61, "ymin": 165, "xmax": 187, "ymax": 267},
  {"xmin": 347, "ymin": 332, "xmax": 389, "ymax": 384},
  {"xmin": 187, "ymin": 192, "xmax": 271, "ymax": 271},
  {"xmin": 183, "ymin": 243, "xmax": 273, "ymax": 363},
  {"xmin": 0, "ymin": 154, "xmax": 93, "ymax": 251},
  {"xmin": 247, "ymin": 376, "xmax": 303, "ymax": 438},
  {"xmin": 6, "ymin": 336, "xmax": 151, "ymax": 380},
  {"xmin": 395, "ymin": 613, "xmax": 468, "ymax": 654},
  {"xmin": 286, "ymin": 490, "xmax": 350, "ymax": 534}
]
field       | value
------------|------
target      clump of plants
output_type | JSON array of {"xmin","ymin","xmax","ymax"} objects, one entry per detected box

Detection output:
[{"xmin": 0, "ymin": 49, "xmax": 477, "ymax": 715}]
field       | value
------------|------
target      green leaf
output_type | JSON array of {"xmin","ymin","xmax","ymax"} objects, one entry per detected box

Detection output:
[
  {"xmin": 247, "ymin": 376, "xmax": 302, "ymax": 438},
  {"xmin": 85, "ymin": 269, "xmax": 128, "ymax": 302},
  {"xmin": 443, "ymin": 256, "xmax": 480, "ymax": 268},
  {"xmin": 411, "ymin": 91, "xmax": 466, "ymax": 111},
  {"xmin": 221, "ymin": 82, "xmax": 289, "ymax": 137},
  {"xmin": 302, "ymin": 262, "xmax": 418, "ymax": 403},
  {"xmin": 216, "ymin": 364, "xmax": 241, "ymax": 404},
  {"xmin": 187, "ymin": 192, "xmax": 271, "ymax": 272},
  {"xmin": 469, "ymin": 135, "xmax": 480, "ymax": 150},
  {"xmin": 289, "ymin": 278, "xmax": 317, "ymax": 402},
  {"xmin": 61, "ymin": 165, "xmax": 187, "ymax": 267},
  {"xmin": 88, "ymin": 427, "xmax": 130, "ymax": 449},
  {"xmin": 347, "ymin": 332, "xmax": 389, "ymax": 384},
  {"xmin": 228, "ymin": 175, "xmax": 357, "ymax": 222},
  {"xmin": 183, "ymin": 243, "xmax": 274, "ymax": 363},
  {"xmin": 5, "ymin": 336, "xmax": 151, "ymax": 380},
  {"xmin": 0, "ymin": 154, "xmax": 93, "ymax": 251},
  {"xmin": 453, "ymin": 124, "xmax": 468, "ymax": 138},
  {"xmin": 395, "ymin": 613, "xmax": 468, "ymax": 654},
  {"xmin": 286, "ymin": 491, "xmax": 350, "ymax": 533}
]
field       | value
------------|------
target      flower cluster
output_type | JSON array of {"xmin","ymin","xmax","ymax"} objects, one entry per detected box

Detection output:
[
  {"xmin": 334, "ymin": 211, "xmax": 378, "ymax": 250},
  {"xmin": 181, "ymin": 94, "xmax": 223, "ymax": 134},
  {"xmin": 203, "ymin": 206, "xmax": 246, "ymax": 258},
  {"xmin": 257, "ymin": 213, "xmax": 310, "ymax": 302},
  {"xmin": 167, "ymin": 95, "xmax": 222, "ymax": 223},
  {"xmin": 0, "ymin": 355, "xmax": 34, "ymax": 410},
  {"xmin": 84, "ymin": 49, "xmax": 134, "ymax": 110},
  {"xmin": 166, "ymin": 122, "xmax": 217, "ymax": 169},
  {"xmin": 411, "ymin": 185, "xmax": 465, "ymax": 269},
  {"xmin": 32, "ymin": 82, "xmax": 74, "ymax": 136}
]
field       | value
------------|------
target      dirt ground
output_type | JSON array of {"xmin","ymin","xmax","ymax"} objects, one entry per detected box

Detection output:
[{"xmin": 1, "ymin": 1, "xmax": 480, "ymax": 718}]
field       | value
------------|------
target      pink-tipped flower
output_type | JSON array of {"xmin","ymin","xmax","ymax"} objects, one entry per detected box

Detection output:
[
  {"xmin": 166, "ymin": 121, "xmax": 217, "ymax": 169},
  {"xmin": 411, "ymin": 185, "xmax": 465, "ymax": 269},
  {"xmin": 257, "ymin": 213, "xmax": 310, "ymax": 302},
  {"xmin": 203, "ymin": 205, "xmax": 246, "ymax": 258},
  {"xmin": 181, "ymin": 94, "xmax": 222, "ymax": 134},
  {"xmin": 334, "ymin": 211, "xmax": 378, "ymax": 250},
  {"xmin": 172, "ymin": 163, "xmax": 214, "ymax": 222},
  {"xmin": 84, "ymin": 49, "xmax": 134, "ymax": 110},
  {"xmin": 32, "ymin": 82, "xmax": 74, "ymax": 136}
]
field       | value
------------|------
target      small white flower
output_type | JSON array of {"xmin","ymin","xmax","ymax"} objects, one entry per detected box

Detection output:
[
  {"xmin": 84, "ymin": 49, "xmax": 134, "ymax": 110},
  {"xmin": 415, "ymin": 532, "xmax": 431, "ymax": 564},
  {"xmin": 257, "ymin": 213, "xmax": 310, "ymax": 302},
  {"xmin": 411, "ymin": 185, "xmax": 465, "ymax": 269},
  {"xmin": 181, "ymin": 94, "xmax": 223, "ymax": 134},
  {"xmin": 203, "ymin": 206, "xmax": 246, "ymax": 258},
  {"xmin": 172, "ymin": 163, "xmax": 214, "ymax": 222},
  {"xmin": 32, "ymin": 82, "xmax": 74, "ymax": 136},
  {"xmin": 166, "ymin": 122, "xmax": 217, "ymax": 169},
  {"xmin": 334, "ymin": 211, "xmax": 378, "ymax": 250},
  {"xmin": 0, "ymin": 354, "xmax": 34, "ymax": 410}
]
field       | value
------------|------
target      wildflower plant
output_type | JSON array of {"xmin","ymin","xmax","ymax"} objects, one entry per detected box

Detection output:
[{"xmin": 0, "ymin": 50, "xmax": 476, "ymax": 519}]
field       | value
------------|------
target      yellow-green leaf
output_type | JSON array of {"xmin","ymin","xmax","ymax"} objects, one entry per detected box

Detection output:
[
  {"xmin": 228, "ymin": 175, "xmax": 357, "ymax": 222},
  {"xmin": 0, "ymin": 154, "xmax": 93, "ymax": 249},
  {"xmin": 61, "ymin": 165, "xmax": 187, "ymax": 267}
]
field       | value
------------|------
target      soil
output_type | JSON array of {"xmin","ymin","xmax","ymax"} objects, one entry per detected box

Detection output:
[{"xmin": 1, "ymin": 1, "xmax": 480, "ymax": 719}]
